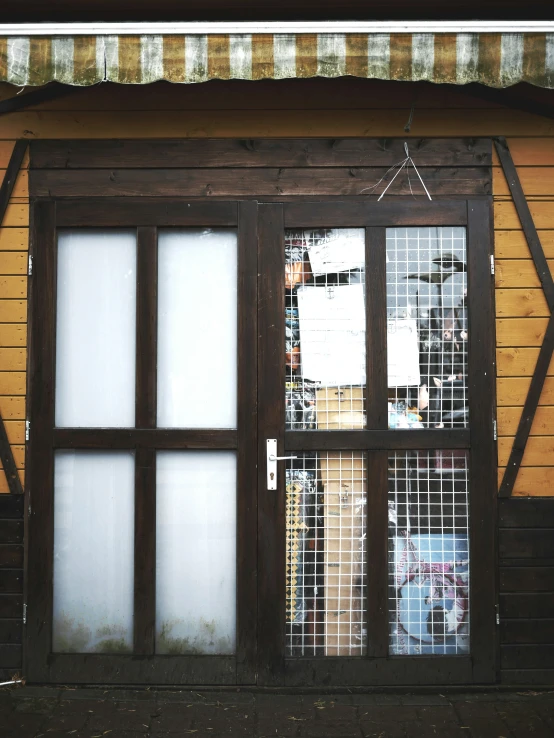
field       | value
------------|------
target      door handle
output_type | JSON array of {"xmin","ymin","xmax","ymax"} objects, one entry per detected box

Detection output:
[{"xmin": 267, "ymin": 439, "xmax": 297, "ymax": 490}]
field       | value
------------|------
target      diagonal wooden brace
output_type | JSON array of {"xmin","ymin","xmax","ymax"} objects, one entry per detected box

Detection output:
[
  {"xmin": 0, "ymin": 139, "xmax": 28, "ymax": 495},
  {"xmin": 494, "ymin": 137, "xmax": 554, "ymax": 497}
]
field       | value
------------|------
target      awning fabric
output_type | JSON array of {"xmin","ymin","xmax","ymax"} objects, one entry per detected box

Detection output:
[{"xmin": 1, "ymin": 33, "xmax": 553, "ymax": 88}]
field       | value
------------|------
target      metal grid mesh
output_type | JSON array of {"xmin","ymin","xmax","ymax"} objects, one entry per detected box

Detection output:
[
  {"xmin": 386, "ymin": 227, "xmax": 468, "ymax": 430},
  {"xmin": 285, "ymin": 229, "xmax": 366, "ymax": 431},
  {"xmin": 388, "ymin": 451, "xmax": 470, "ymax": 655},
  {"xmin": 286, "ymin": 452, "xmax": 367, "ymax": 657}
]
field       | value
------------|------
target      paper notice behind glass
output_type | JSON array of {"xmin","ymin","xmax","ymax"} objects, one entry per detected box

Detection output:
[
  {"xmin": 307, "ymin": 229, "xmax": 365, "ymax": 276},
  {"xmin": 297, "ymin": 284, "xmax": 365, "ymax": 387},
  {"xmin": 387, "ymin": 318, "xmax": 420, "ymax": 387}
]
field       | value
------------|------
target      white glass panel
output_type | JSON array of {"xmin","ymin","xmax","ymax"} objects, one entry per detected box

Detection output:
[
  {"xmin": 53, "ymin": 451, "xmax": 135, "ymax": 653},
  {"xmin": 157, "ymin": 229, "xmax": 237, "ymax": 428},
  {"xmin": 156, "ymin": 451, "xmax": 237, "ymax": 655},
  {"xmin": 55, "ymin": 230, "xmax": 137, "ymax": 427}
]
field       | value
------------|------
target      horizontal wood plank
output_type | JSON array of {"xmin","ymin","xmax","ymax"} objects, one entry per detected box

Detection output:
[
  {"xmin": 495, "ymin": 139, "xmax": 554, "ymax": 167},
  {"xmin": 497, "ymin": 377, "xmax": 554, "ymax": 406},
  {"xmin": 0, "ymin": 301, "xmax": 27, "ymax": 323},
  {"xmin": 495, "ymin": 289, "xmax": 549, "ymax": 318},
  {"xmin": 500, "ymin": 593, "xmax": 554, "ymax": 618},
  {"xmin": 0, "ymin": 398, "xmax": 24, "ymax": 419},
  {"xmin": 0, "ymin": 495, "xmax": 23, "ymax": 518},
  {"xmin": 0, "ymin": 373, "xmax": 26, "ymax": 394},
  {"xmin": 494, "ymin": 167, "xmax": 554, "ymax": 197},
  {"xmin": 500, "ymin": 567, "xmax": 554, "ymax": 591},
  {"xmin": 501, "ymin": 619, "xmax": 554, "ymax": 644},
  {"xmin": 2, "ymin": 204, "xmax": 28, "ymax": 228},
  {"xmin": 0, "ymin": 473, "xmax": 24, "ymax": 494},
  {"xmin": 0, "ymin": 353, "xmax": 26, "ymax": 373},
  {"xmin": 0, "ymin": 570, "xmax": 23, "ymax": 594},
  {"xmin": 494, "ymin": 230, "xmax": 554, "ymax": 260},
  {"xmin": 0, "ymin": 170, "xmax": 27, "ymax": 199},
  {"xmin": 498, "ymin": 436, "xmax": 554, "ymax": 466},
  {"xmin": 0, "ymin": 521, "xmax": 23, "ymax": 544},
  {"xmin": 56, "ymin": 199, "xmax": 238, "ymax": 227},
  {"xmin": 0, "ymin": 545, "xmax": 23, "ymax": 569},
  {"xmin": 3, "ymin": 422, "xmax": 24, "ymax": 445},
  {"xmin": 0, "ymin": 141, "xmax": 28, "ymax": 169},
  {"xmin": 0, "ymin": 644, "xmax": 22, "ymax": 668},
  {"xmin": 30, "ymin": 166, "xmax": 491, "ymax": 198},
  {"xmin": 2, "ymin": 109, "xmax": 554, "ymax": 138},
  {"xmin": 499, "ymin": 498, "xmax": 554, "ymax": 527},
  {"xmin": 16, "ymin": 80, "xmax": 502, "ymax": 113},
  {"xmin": 31, "ymin": 138, "xmax": 492, "ymax": 169},
  {"xmin": 499, "ymin": 529, "xmax": 554, "ymax": 559},
  {"xmin": 0, "ymin": 325, "xmax": 26, "ymax": 348},
  {"xmin": 0, "ymin": 278, "xmax": 27, "ymax": 300},
  {"xmin": 498, "ymin": 406, "xmax": 554, "ymax": 436},
  {"xmin": 0, "ymin": 619, "xmax": 22, "ymax": 644},
  {"xmin": 0, "ymin": 445, "xmax": 25, "ymax": 468},
  {"xmin": 501, "ymin": 645, "xmax": 554, "ymax": 670},
  {"xmin": 0, "ymin": 254, "xmax": 27, "ymax": 276},
  {"xmin": 496, "ymin": 318, "xmax": 549, "ymax": 347},
  {"xmin": 500, "ymin": 669, "xmax": 554, "ymax": 685},
  {"xmin": 495, "ymin": 201, "xmax": 554, "ymax": 230},
  {"xmin": 495, "ymin": 260, "xmax": 554, "ymax": 289},
  {"xmin": 497, "ymin": 348, "xmax": 554, "ymax": 377},
  {"xmin": 498, "ymin": 467, "xmax": 554, "ymax": 496}
]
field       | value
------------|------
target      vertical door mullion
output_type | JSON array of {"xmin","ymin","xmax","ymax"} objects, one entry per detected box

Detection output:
[
  {"xmin": 236, "ymin": 201, "xmax": 259, "ymax": 683},
  {"xmin": 257, "ymin": 203, "xmax": 286, "ymax": 685},
  {"xmin": 365, "ymin": 226, "xmax": 389, "ymax": 658},
  {"xmin": 133, "ymin": 226, "xmax": 158, "ymax": 655},
  {"xmin": 467, "ymin": 200, "xmax": 497, "ymax": 682},
  {"xmin": 26, "ymin": 200, "xmax": 57, "ymax": 681}
]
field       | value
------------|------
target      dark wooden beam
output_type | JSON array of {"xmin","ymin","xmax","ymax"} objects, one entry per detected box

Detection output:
[
  {"xmin": 0, "ymin": 140, "xmax": 27, "ymax": 495},
  {"xmin": 495, "ymin": 137, "xmax": 554, "ymax": 498},
  {"xmin": 0, "ymin": 84, "xmax": 80, "ymax": 116},
  {"xmin": 461, "ymin": 84, "xmax": 554, "ymax": 122},
  {"xmin": 0, "ymin": 140, "xmax": 27, "ymax": 221}
]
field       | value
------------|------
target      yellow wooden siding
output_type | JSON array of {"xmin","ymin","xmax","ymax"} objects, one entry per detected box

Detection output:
[{"xmin": 0, "ymin": 80, "xmax": 552, "ymax": 495}]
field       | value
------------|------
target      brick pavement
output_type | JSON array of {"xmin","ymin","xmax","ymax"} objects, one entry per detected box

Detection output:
[{"xmin": 1, "ymin": 686, "xmax": 553, "ymax": 738}]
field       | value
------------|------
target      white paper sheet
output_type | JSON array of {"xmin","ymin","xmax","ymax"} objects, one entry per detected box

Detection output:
[
  {"xmin": 387, "ymin": 318, "xmax": 421, "ymax": 387},
  {"xmin": 297, "ymin": 284, "xmax": 366, "ymax": 386},
  {"xmin": 307, "ymin": 229, "xmax": 365, "ymax": 276}
]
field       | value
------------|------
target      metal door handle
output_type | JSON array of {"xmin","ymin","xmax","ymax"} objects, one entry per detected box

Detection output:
[{"xmin": 267, "ymin": 439, "xmax": 297, "ymax": 490}]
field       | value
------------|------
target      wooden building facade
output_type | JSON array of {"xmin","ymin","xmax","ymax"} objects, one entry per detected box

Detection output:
[{"xmin": 0, "ymin": 24, "xmax": 553, "ymax": 687}]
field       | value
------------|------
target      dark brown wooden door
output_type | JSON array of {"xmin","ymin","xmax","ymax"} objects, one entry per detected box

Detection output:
[
  {"xmin": 26, "ymin": 199, "xmax": 258, "ymax": 685},
  {"xmin": 257, "ymin": 200, "xmax": 497, "ymax": 686}
]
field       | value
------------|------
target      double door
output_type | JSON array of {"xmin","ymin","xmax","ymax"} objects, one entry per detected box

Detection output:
[{"xmin": 26, "ymin": 198, "xmax": 496, "ymax": 685}]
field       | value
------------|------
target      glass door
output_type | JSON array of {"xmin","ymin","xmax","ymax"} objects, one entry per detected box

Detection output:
[
  {"xmin": 257, "ymin": 201, "xmax": 497, "ymax": 686},
  {"xmin": 26, "ymin": 200, "xmax": 258, "ymax": 685}
]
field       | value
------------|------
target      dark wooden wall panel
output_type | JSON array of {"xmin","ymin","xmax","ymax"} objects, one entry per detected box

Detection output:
[
  {"xmin": 499, "ymin": 498, "xmax": 554, "ymax": 685},
  {"xmin": 0, "ymin": 494, "xmax": 24, "ymax": 681}
]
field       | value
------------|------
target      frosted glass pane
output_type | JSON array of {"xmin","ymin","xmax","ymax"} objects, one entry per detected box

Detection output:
[
  {"xmin": 56, "ymin": 230, "xmax": 136, "ymax": 427},
  {"xmin": 156, "ymin": 451, "xmax": 237, "ymax": 655},
  {"xmin": 157, "ymin": 229, "xmax": 237, "ymax": 428},
  {"xmin": 53, "ymin": 451, "xmax": 135, "ymax": 653}
]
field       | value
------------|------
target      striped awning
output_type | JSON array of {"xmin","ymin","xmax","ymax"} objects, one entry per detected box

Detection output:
[{"xmin": 1, "ymin": 33, "xmax": 553, "ymax": 88}]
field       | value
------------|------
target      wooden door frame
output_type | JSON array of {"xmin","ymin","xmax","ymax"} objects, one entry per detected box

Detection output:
[
  {"xmin": 25, "ymin": 197, "xmax": 258, "ymax": 684},
  {"xmin": 257, "ymin": 199, "xmax": 497, "ymax": 686}
]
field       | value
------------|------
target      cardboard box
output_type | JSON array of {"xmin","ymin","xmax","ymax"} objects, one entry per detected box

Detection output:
[
  {"xmin": 320, "ymin": 452, "xmax": 366, "ymax": 656},
  {"xmin": 316, "ymin": 386, "xmax": 365, "ymax": 430}
]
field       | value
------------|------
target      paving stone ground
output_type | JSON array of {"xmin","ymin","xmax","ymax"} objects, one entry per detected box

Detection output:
[{"xmin": 1, "ymin": 686, "xmax": 553, "ymax": 738}]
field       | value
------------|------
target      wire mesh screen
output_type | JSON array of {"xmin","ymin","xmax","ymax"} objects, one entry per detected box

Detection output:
[
  {"xmin": 285, "ymin": 229, "xmax": 366, "ymax": 431},
  {"xmin": 386, "ymin": 228, "xmax": 468, "ymax": 430},
  {"xmin": 286, "ymin": 452, "xmax": 367, "ymax": 657},
  {"xmin": 388, "ymin": 451, "xmax": 470, "ymax": 655}
]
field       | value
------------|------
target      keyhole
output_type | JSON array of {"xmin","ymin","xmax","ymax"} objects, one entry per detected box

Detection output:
[{"xmin": 270, "ymin": 472, "xmax": 275, "ymax": 481}]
